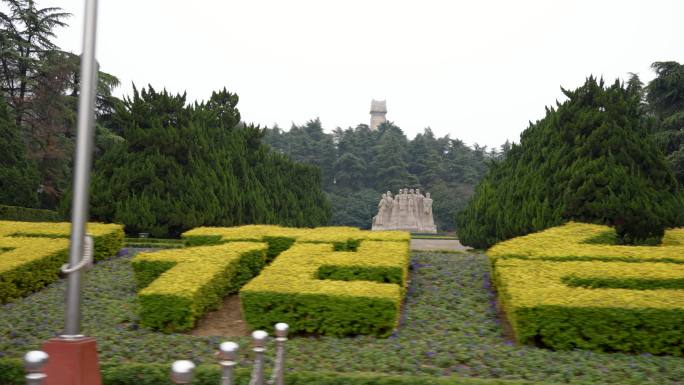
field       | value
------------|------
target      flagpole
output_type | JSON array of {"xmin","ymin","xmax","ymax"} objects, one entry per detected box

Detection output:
[{"xmin": 41, "ymin": 0, "xmax": 103, "ymax": 383}]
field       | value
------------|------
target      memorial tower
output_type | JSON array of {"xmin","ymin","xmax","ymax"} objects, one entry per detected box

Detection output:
[{"xmin": 370, "ymin": 99, "xmax": 387, "ymax": 130}]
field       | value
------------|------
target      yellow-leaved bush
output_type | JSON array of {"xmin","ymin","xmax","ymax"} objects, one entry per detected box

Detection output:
[
  {"xmin": 132, "ymin": 242, "xmax": 269, "ymax": 332},
  {"xmin": 488, "ymin": 222, "xmax": 684, "ymax": 264},
  {"xmin": 135, "ymin": 225, "xmax": 410, "ymax": 335},
  {"xmin": 488, "ymin": 222, "xmax": 684, "ymax": 355},
  {"xmin": 0, "ymin": 221, "xmax": 124, "ymax": 303},
  {"xmin": 182, "ymin": 224, "xmax": 410, "ymax": 246},
  {"xmin": 241, "ymin": 240, "xmax": 410, "ymax": 337}
]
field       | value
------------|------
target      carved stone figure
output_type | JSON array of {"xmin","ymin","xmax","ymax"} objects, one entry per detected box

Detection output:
[
  {"xmin": 371, "ymin": 187, "xmax": 436, "ymax": 233},
  {"xmin": 406, "ymin": 194, "xmax": 418, "ymax": 230},
  {"xmin": 372, "ymin": 193, "xmax": 388, "ymax": 227},
  {"xmin": 421, "ymin": 192, "xmax": 437, "ymax": 232},
  {"xmin": 414, "ymin": 188, "xmax": 425, "ymax": 227},
  {"xmin": 383, "ymin": 191, "xmax": 394, "ymax": 225},
  {"xmin": 398, "ymin": 192, "xmax": 408, "ymax": 228},
  {"xmin": 423, "ymin": 192, "xmax": 433, "ymax": 216}
]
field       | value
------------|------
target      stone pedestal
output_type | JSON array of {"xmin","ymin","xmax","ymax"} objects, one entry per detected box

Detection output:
[{"xmin": 42, "ymin": 337, "xmax": 102, "ymax": 385}]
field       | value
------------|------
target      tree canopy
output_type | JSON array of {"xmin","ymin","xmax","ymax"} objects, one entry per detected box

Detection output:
[
  {"xmin": 0, "ymin": 0, "xmax": 120, "ymax": 208},
  {"xmin": 264, "ymin": 121, "xmax": 502, "ymax": 230},
  {"xmin": 0, "ymin": 96, "xmax": 39, "ymax": 207},
  {"xmin": 457, "ymin": 77, "xmax": 684, "ymax": 248},
  {"xmin": 86, "ymin": 86, "xmax": 331, "ymax": 237},
  {"xmin": 647, "ymin": 61, "xmax": 684, "ymax": 184}
]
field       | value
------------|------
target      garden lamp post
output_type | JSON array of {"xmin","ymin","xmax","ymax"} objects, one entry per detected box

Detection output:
[{"xmin": 40, "ymin": 0, "xmax": 103, "ymax": 384}]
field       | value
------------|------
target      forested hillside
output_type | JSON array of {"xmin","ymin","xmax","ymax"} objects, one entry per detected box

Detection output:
[{"xmin": 264, "ymin": 120, "xmax": 507, "ymax": 230}]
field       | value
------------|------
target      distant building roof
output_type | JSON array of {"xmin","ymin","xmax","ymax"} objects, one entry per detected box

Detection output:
[{"xmin": 370, "ymin": 99, "xmax": 387, "ymax": 113}]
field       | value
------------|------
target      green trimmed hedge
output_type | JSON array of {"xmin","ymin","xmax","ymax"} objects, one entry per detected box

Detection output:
[
  {"xmin": 142, "ymin": 226, "xmax": 409, "ymax": 335},
  {"xmin": 513, "ymin": 305, "xmax": 684, "ymax": 355},
  {"xmin": 132, "ymin": 243, "xmax": 269, "ymax": 332},
  {"xmin": 492, "ymin": 256, "xmax": 684, "ymax": 355},
  {"xmin": 240, "ymin": 240, "xmax": 410, "ymax": 337},
  {"xmin": 0, "ymin": 205, "xmax": 62, "ymax": 222},
  {"xmin": 0, "ymin": 359, "xmax": 556, "ymax": 385},
  {"xmin": 0, "ymin": 221, "xmax": 124, "ymax": 303},
  {"xmin": 0, "ymin": 237, "xmax": 68, "ymax": 303},
  {"xmin": 561, "ymin": 276, "xmax": 684, "ymax": 290}
]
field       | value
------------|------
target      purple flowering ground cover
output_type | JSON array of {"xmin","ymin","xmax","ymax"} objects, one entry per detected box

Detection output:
[{"xmin": 0, "ymin": 250, "xmax": 682, "ymax": 385}]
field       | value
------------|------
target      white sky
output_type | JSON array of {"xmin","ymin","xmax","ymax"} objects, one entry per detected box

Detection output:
[{"xmin": 40, "ymin": 0, "xmax": 684, "ymax": 148}]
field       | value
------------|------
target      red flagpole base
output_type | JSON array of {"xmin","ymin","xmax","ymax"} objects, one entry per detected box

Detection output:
[{"xmin": 42, "ymin": 336, "xmax": 102, "ymax": 385}]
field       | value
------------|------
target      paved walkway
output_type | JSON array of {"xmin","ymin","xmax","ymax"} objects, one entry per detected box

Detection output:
[{"xmin": 410, "ymin": 239, "xmax": 470, "ymax": 251}]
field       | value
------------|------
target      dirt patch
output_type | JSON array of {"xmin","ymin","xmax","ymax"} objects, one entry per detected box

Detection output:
[
  {"xmin": 493, "ymin": 297, "xmax": 517, "ymax": 343},
  {"xmin": 189, "ymin": 295, "xmax": 251, "ymax": 337}
]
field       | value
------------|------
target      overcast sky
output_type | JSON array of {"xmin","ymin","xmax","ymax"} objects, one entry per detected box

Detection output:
[{"xmin": 40, "ymin": 0, "xmax": 684, "ymax": 148}]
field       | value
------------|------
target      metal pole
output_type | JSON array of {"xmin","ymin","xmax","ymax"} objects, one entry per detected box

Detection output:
[
  {"xmin": 24, "ymin": 351, "xmax": 49, "ymax": 385},
  {"xmin": 269, "ymin": 323, "xmax": 288, "ymax": 385},
  {"xmin": 171, "ymin": 360, "xmax": 196, "ymax": 384},
  {"xmin": 63, "ymin": 0, "xmax": 99, "ymax": 338},
  {"xmin": 218, "ymin": 341, "xmax": 239, "ymax": 385},
  {"xmin": 249, "ymin": 330, "xmax": 268, "ymax": 385}
]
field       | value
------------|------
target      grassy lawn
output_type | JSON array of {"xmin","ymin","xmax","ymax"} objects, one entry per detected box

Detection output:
[{"xmin": 0, "ymin": 250, "xmax": 682, "ymax": 384}]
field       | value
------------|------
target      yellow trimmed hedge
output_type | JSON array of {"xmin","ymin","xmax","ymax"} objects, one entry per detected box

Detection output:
[
  {"xmin": 0, "ymin": 221, "xmax": 124, "ymax": 303},
  {"xmin": 182, "ymin": 224, "xmax": 410, "ymax": 246},
  {"xmin": 132, "ymin": 242, "xmax": 269, "ymax": 332},
  {"xmin": 133, "ymin": 225, "xmax": 411, "ymax": 335},
  {"xmin": 240, "ymin": 240, "xmax": 410, "ymax": 337},
  {"xmin": 494, "ymin": 258, "xmax": 684, "ymax": 355},
  {"xmin": 488, "ymin": 222, "xmax": 684, "ymax": 355},
  {"xmin": 488, "ymin": 222, "xmax": 684, "ymax": 264}
]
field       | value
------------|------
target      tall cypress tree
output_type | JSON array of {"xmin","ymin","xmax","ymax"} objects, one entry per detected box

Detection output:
[
  {"xmin": 87, "ymin": 86, "xmax": 330, "ymax": 237},
  {"xmin": 646, "ymin": 61, "xmax": 684, "ymax": 184},
  {"xmin": 458, "ymin": 77, "xmax": 684, "ymax": 248}
]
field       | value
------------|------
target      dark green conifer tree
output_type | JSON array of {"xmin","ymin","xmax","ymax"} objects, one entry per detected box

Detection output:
[
  {"xmin": 647, "ymin": 61, "xmax": 684, "ymax": 184},
  {"xmin": 458, "ymin": 77, "xmax": 684, "ymax": 248},
  {"xmin": 0, "ymin": 98, "xmax": 40, "ymax": 207},
  {"xmin": 86, "ymin": 86, "xmax": 330, "ymax": 237}
]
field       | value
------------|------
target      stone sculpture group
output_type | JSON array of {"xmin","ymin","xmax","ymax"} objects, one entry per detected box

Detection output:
[{"xmin": 372, "ymin": 188, "xmax": 437, "ymax": 233}]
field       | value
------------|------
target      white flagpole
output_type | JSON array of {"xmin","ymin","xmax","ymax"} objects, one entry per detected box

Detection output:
[{"xmin": 63, "ymin": 0, "xmax": 99, "ymax": 338}]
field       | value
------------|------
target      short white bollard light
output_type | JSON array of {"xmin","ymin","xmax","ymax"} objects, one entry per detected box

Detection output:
[
  {"xmin": 171, "ymin": 360, "xmax": 196, "ymax": 384},
  {"xmin": 269, "ymin": 323, "xmax": 289, "ymax": 385},
  {"xmin": 24, "ymin": 350, "xmax": 49, "ymax": 385},
  {"xmin": 249, "ymin": 330, "xmax": 268, "ymax": 385},
  {"xmin": 218, "ymin": 341, "xmax": 239, "ymax": 385}
]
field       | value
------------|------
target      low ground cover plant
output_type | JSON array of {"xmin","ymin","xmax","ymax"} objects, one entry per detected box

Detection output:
[
  {"xmin": 1, "ymin": 251, "xmax": 682, "ymax": 384},
  {"xmin": 489, "ymin": 222, "xmax": 684, "ymax": 355}
]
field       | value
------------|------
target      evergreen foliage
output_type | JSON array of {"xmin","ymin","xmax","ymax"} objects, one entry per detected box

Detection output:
[
  {"xmin": 647, "ymin": 61, "xmax": 684, "ymax": 184},
  {"xmin": 264, "ymin": 122, "xmax": 500, "ymax": 230},
  {"xmin": 458, "ymin": 77, "xmax": 684, "ymax": 248},
  {"xmin": 87, "ymin": 86, "xmax": 330, "ymax": 237},
  {"xmin": 0, "ymin": 0, "xmax": 121, "ymax": 208},
  {"xmin": 0, "ymin": 98, "xmax": 40, "ymax": 207}
]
